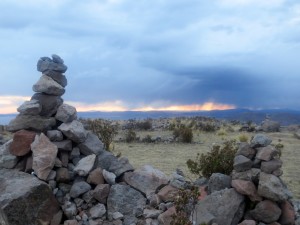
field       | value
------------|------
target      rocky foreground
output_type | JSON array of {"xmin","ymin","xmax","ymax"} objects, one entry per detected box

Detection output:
[{"xmin": 1, "ymin": 55, "xmax": 300, "ymax": 225}]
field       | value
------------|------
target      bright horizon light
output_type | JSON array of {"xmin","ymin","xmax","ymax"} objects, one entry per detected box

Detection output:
[{"xmin": 0, "ymin": 95, "xmax": 235, "ymax": 114}]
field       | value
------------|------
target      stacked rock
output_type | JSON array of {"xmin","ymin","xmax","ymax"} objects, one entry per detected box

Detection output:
[
  {"xmin": 0, "ymin": 55, "xmax": 188, "ymax": 225},
  {"xmin": 231, "ymin": 134, "xmax": 295, "ymax": 225}
]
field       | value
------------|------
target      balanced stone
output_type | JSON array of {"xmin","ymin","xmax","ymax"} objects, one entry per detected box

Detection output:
[
  {"xmin": 250, "ymin": 134, "xmax": 272, "ymax": 148},
  {"xmin": 17, "ymin": 99, "xmax": 41, "ymax": 115},
  {"xmin": 44, "ymin": 70, "xmax": 67, "ymax": 87},
  {"xmin": 33, "ymin": 75, "xmax": 65, "ymax": 96},
  {"xmin": 55, "ymin": 103, "xmax": 77, "ymax": 123},
  {"xmin": 37, "ymin": 56, "xmax": 67, "ymax": 73},
  {"xmin": 58, "ymin": 120, "xmax": 88, "ymax": 143},
  {"xmin": 31, "ymin": 93, "xmax": 63, "ymax": 117}
]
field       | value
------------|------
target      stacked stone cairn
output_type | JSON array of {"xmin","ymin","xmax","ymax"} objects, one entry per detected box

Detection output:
[{"xmin": 1, "ymin": 55, "xmax": 300, "ymax": 225}]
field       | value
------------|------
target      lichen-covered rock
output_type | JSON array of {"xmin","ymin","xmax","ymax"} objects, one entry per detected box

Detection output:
[
  {"xmin": 207, "ymin": 173, "xmax": 232, "ymax": 194},
  {"xmin": 0, "ymin": 168, "xmax": 59, "ymax": 225},
  {"xmin": 250, "ymin": 134, "xmax": 272, "ymax": 148},
  {"xmin": 17, "ymin": 100, "xmax": 41, "ymax": 115}
]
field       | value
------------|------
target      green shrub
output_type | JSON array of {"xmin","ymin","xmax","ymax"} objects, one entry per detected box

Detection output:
[
  {"xmin": 84, "ymin": 119, "xmax": 118, "ymax": 151},
  {"xmin": 142, "ymin": 134, "xmax": 153, "ymax": 143},
  {"xmin": 171, "ymin": 186, "xmax": 200, "ymax": 225},
  {"xmin": 136, "ymin": 119, "xmax": 152, "ymax": 130},
  {"xmin": 239, "ymin": 134, "xmax": 248, "ymax": 142},
  {"xmin": 187, "ymin": 140, "xmax": 238, "ymax": 178},
  {"xmin": 125, "ymin": 129, "xmax": 136, "ymax": 143},
  {"xmin": 173, "ymin": 126, "xmax": 193, "ymax": 143}
]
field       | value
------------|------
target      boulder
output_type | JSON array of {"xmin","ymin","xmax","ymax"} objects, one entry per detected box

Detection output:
[
  {"xmin": 87, "ymin": 168, "xmax": 105, "ymax": 185},
  {"xmin": 96, "ymin": 151, "xmax": 134, "ymax": 177},
  {"xmin": 9, "ymin": 130, "xmax": 35, "ymax": 157},
  {"xmin": 33, "ymin": 74, "xmax": 65, "ymax": 96},
  {"xmin": 256, "ymin": 146, "xmax": 279, "ymax": 161},
  {"xmin": 279, "ymin": 200, "xmax": 295, "ymax": 225},
  {"xmin": 0, "ymin": 168, "xmax": 59, "ymax": 225},
  {"xmin": 93, "ymin": 184, "xmax": 110, "ymax": 204},
  {"xmin": 17, "ymin": 100, "xmax": 41, "ymax": 115},
  {"xmin": 261, "ymin": 159, "xmax": 283, "ymax": 174},
  {"xmin": 250, "ymin": 200, "xmax": 281, "ymax": 223},
  {"xmin": 7, "ymin": 114, "xmax": 56, "ymax": 132},
  {"xmin": 52, "ymin": 140, "xmax": 72, "ymax": 151},
  {"xmin": 31, "ymin": 93, "xmax": 63, "ymax": 117},
  {"xmin": 207, "ymin": 173, "xmax": 232, "ymax": 194},
  {"xmin": 261, "ymin": 120, "xmax": 280, "ymax": 132},
  {"xmin": 58, "ymin": 120, "xmax": 87, "ymax": 143},
  {"xmin": 236, "ymin": 143, "xmax": 256, "ymax": 159},
  {"xmin": 37, "ymin": 55, "xmax": 67, "ymax": 73},
  {"xmin": 47, "ymin": 130, "xmax": 64, "ymax": 141},
  {"xmin": 124, "ymin": 165, "xmax": 169, "ymax": 198},
  {"xmin": 89, "ymin": 203, "xmax": 106, "ymax": 219},
  {"xmin": 231, "ymin": 179, "xmax": 262, "ymax": 202},
  {"xmin": 234, "ymin": 155, "xmax": 253, "ymax": 172},
  {"xmin": 43, "ymin": 70, "xmax": 67, "ymax": 87},
  {"xmin": 107, "ymin": 184, "xmax": 146, "ymax": 225},
  {"xmin": 157, "ymin": 185, "xmax": 179, "ymax": 202},
  {"xmin": 250, "ymin": 134, "xmax": 272, "ymax": 148},
  {"xmin": 55, "ymin": 104, "xmax": 77, "ymax": 123},
  {"xmin": 0, "ymin": 140, "xmax": 18, "ymax": 169},
  {"xmin": 103, "ymin": 169, "xmax": 116, "ymax": 185},
  {"xmin": 231, "ymin": 168, "xmax": 261, "ymax": 184},
  {"xmin": 31, "ymin": 133, "xmax": 58, "ymax": 180},
  {"xmin": 69, "ymin": 181, "xmax": 91, "ymax": 198},
  {"xmin": 192, "ymin": 188, "xmax": 245, "ymax": 225},
  {"xmin": 257, "ymin": 172, "xmax": 289, "ymax": 202},
  {"xmin": 74, "ymin": 154, "xmax": 96, "ymax": 176},
  {"xmin": 78, "ymin": 131, "xmax": 105, "ymax": 155},
  {"xmin": 157, "ymin": 207, "xmax": 176, "ymax": 225}
]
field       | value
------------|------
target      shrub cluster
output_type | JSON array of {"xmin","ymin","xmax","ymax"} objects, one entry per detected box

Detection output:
[
  {"xmin": 82, "ymin": 119, "xmax": 118, "ymax": 151},
  {"xmin": 125, "ymin": 129, "xmax": 137, "ymax": 143},
  {"xmin": 173, "ymin": 126, "xmax": 193, "ymax": 143},
  {"xmin": 187, "ymin": 140, "xmax": 238, "ymax": 178}
]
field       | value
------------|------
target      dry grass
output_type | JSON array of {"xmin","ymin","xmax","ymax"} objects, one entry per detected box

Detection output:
[{"xmin": 113, "ymin": 129, "xmax": 300, "ymax": 198}]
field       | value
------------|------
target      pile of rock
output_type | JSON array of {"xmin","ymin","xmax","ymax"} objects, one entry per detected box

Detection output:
[
  {"xmin": 0, "ymin": 55, "xmax": 187, "ymax": 225},
  {"xmin": 1, "ymin": 55, "xmax": 299, "ymax": 225}
]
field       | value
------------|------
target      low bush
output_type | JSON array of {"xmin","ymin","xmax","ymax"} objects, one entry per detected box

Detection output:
[
  {"xmin": 173, "ymin": 126, "xmax": 193, "ymax": 143},
  {"xmin": 125, "ymin": 129, "xmax": 136, "ymax": 143},
  {"xmin": 187, "ymin": 140, "xmax": 238, "ymax": 178},
  {"xmin": 136, "ymin": 119, "xmax": 152, "ymax": 130},
  {"xmin": 239, "ymin": 134, "xmax": 248, "ymax": 142}
]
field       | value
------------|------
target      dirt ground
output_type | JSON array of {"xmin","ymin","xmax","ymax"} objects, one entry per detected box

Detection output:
[{"xmin": 112, "ymin": 129, "xmax": 300, "ymax": 198}]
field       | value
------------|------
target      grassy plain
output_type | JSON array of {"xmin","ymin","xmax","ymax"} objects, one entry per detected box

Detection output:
[{"xmin": 112, "ymin": 128, "xmax": 300, "ymax": 198}]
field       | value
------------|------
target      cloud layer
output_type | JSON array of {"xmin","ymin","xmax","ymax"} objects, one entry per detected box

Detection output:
[{"xmin": 0, "ymin": 0, "xmax": 300, "ymax": 112}]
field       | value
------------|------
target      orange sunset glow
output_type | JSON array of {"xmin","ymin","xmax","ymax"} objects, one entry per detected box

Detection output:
[{"xmin": 0, "ymin": 95, "xmax": 235, "ymax": 114}]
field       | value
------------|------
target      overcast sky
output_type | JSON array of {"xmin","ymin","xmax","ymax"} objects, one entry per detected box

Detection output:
[{"xmin": 1, "ymin": 0, "xmax": 300, "ymax": 113}]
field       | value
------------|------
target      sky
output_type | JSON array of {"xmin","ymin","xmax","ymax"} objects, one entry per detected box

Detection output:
[{"xmin": 1, "ymin": 0, "xmax": 300, "ymax": 113}]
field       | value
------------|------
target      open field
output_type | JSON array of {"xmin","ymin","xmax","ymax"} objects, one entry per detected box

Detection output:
[{"xmin": 112, "ymin": 128, "xmax": 300, "ymax": 198}]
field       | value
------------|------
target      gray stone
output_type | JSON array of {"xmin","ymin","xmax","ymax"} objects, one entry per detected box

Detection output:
[
  {"xmin": 192, "ymin": 188, "xmax": 245, "ymax": 225},
  {"xmin": 55, "ymin": 104, "xmax": 77, "ymax": 123},
  {"xmin": 0, "ymin": 168, "xmax": 59, "ymax": 225},
  {"xmin": 250, "ymin": 134, "xmax": 272, "ymax": 148},
  {"xmin": 44, "ymin": 71, "xmax": 67, "ymax": 87},
  {"xmin": 52, "ymin": 54, "xmax": 64, "ymax": 64},
  {"xmin": 47, "ymin": 130, "xmax": 64, "ymax": 141},
  {"xmin": 52, "ymin": 140, "xmax": 72, "ymax": 151},
  {"xmin": 258, "ymin": 172, "xmax": 289, "ymax": 202},
  {"xmin": 231, "ymin": 179, "xmax": 262, "ymax": 202},
  {"xmin": 107, "ymin": 184, "xmax": 146, "ymax": 225},
  {"xmin": 58, "ymin": 120, "xmax": 87, "ymax": 143},
  {"xmin": 0, "ymin": 140, "xmax": 18, "ymax": 169},
  {"xmin": 78, "ymin": 131, "xmax": 105, "ymax": 155},
  {"xmin": 236, "ymin": 143, "xmax": 256, "ymax": 159},
  {"xmin": 256, "ymin": 146, "xmax": 279, "ymax": 161},
  {"xmin": 37, "ymin": 56, "xmax": 67, "ymax": 73},
  {"xmin": 103, "ymin": 169, "xmax": 116, "ymax": 185},
  {"xmin": 143, "ymin": 209, "xmax": 163, "ymax": 219},
  {"xmin": 31, "ymin": 93, "xmax": 63, "ymax": 117},
  {"xmin": 208, "ymin": 173, "xmax": 232, "ymax": 194},
  {"xmin": 112, "ymin": 212, "xmax": 124, "ymax": 220},
  {"xmin": 70, "ymin": 147, "xmax": 81, "ymax": 159},
  {"xmin": 56, "ymin": 167, "xmax": 70, "ymax": 183},
  {"xmin": 261, "ymin": 120, "xmax": 280, "ymax": 132},
  {"xmin": 33, "ymin": 74, "xmax": 65, "ymax": 96},
  {"xmin": 62, "ymin": 201, "xmax": 77, "ymax": 219},
  {"xmin": 31, "ymin": 133, "xmax": 58, "ymax": 180},
  {"xmin": 74, "ymin": 154, "xmax": 96, "ymax": 176},
  {"xmin": 234, "ymin": 155, "xmax": 253, "ymax": 172},
  {"xmin": 261, "ymin": 159, "xmax": 283, "ymax": 174},
  {"xmin": 17, "ymin": 100, "xmax": 41, "ymax": 115},
  {"xmin": 250, "ymin": 200, "xmax": 281, "ymax": 223},
  {"xmin": 232, "ymin": 168, "xmax": 261, "ymax": 184},
  {"xmin": 70, "ymin": 181, "xmax": 91, "ymax": 198},
  {"xmin": 93, "ymin": 184, "xmax": 110, "ymax": 204},
  {"xmin": 123, "ymin": 165, "xmax": 169, "ymax": 198},
  {"xmin": 89, "ymin": 203, "xmax": 106, "ymax": 219},
  {"xmin": 7, "ymin": 114, "xmax": 56, "ymax": 132}
]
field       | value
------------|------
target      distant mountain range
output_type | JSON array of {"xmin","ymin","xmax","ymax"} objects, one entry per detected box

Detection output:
[{"xmin": 1, "ymin": 109, "xmax": 300, "ymax": 125}]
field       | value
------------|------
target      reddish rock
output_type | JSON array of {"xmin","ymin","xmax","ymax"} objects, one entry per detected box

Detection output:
[
  {"xmin": 238, "ymin": 220, "xmax": 256, "ymax": 225},
  {"xmin": 157, "ymin": 185, "xmax": 179, "ymax": 202},
  {"xmin": 256, "ymin": 146, "xmax": 279, "ymax": 161},
  {"xmin": 250, "ymin": 200, "xmax": 281, "ymax": 223},
  {"xmin": 279, "ymin": 200, "xmax": 295, "ymax": 225},
  {"xmin": 198, "ymin": 186, "xmax": 208, "ymax": 201},
  {"xmin": 56, "ymin": 167, "xmax": 70, "ymax": 183},
  {"xmin": 9, "ymin": 130, "xmax": 36, "ymax": 156},
  {"xmin": 231, "ymin": 179, "xmax": 262, "ymax": 202},
  {"xmin": 87, "ymin": 168, "xmax": 105, "ymax": 185},
  {"xmin": 158, "ymin": 206, "xmax": 176, "ymax": 225},
  {"xmin": 93, "ymin": 184, "xmax": 110, "ymax": 204}
]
